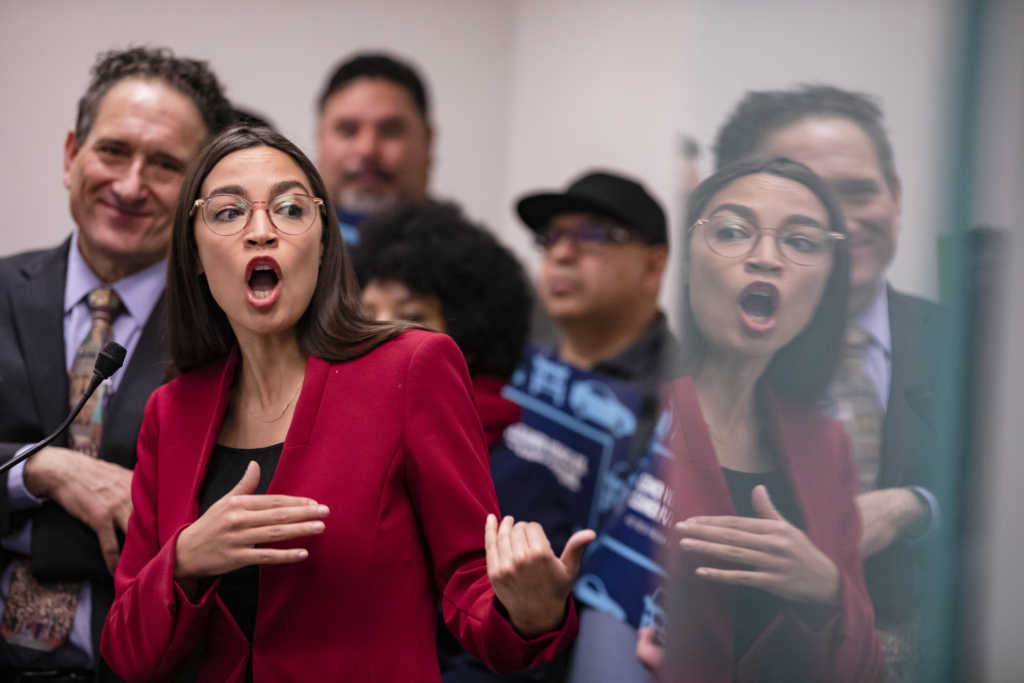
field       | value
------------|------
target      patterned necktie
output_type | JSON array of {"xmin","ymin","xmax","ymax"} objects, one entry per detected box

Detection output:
[
  {"xmin": 68, "ymin": 288, "xmax": 121, "ymax": 457},
  {"xmin": 835, "ymin": 328, "xmax": 919, "ymax": 678},
  {"xmin": 832, "ymin": 326, "xmax": 883, "ymax": 493},
  {"xmin": 1, "ymin": 287, "xmax": 122, "ymax": 653}
]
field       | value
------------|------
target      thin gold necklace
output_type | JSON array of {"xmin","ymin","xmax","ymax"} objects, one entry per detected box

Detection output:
[{"xmin": 247, "ymin": 380, "xmax": 303, "ymax": 423}]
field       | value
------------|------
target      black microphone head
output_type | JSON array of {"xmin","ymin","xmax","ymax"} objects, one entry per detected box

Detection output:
[{"xmin": 94, "ymin": 342, "xmax": 127, "ymax": 381}]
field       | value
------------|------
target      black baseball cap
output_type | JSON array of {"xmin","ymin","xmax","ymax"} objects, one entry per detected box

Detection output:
[{"xmin": 516, "ymin": 170, "xmax": 668, "ymax": 246}]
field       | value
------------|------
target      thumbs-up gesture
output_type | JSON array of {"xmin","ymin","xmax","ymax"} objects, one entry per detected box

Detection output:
[
  {"xmin": 174, "ymin": 461, "xmax": 330, "ymax": 594},
  {"xmin": 675, "ymin": 485, "xmax": 840, "ymax": 605},
  {"xmin": 484, "ymin": 514, "xmax": 595, "ymax": 637}
]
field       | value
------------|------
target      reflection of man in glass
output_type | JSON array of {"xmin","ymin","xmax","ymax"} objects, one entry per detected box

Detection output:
[
  {"xmin": 714, "ymin": 85, "xmax": 943, "ymax": 679},
  {"xmin": 315, "ymin": 52, "xmax": 433, "ymax": 245}
]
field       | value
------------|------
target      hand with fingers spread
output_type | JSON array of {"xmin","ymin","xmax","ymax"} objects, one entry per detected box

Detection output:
[
  {"xmin": 173, "ymin": 460, "xmax": 329, "ymax": 597},
  {"xmin": 25, "ymin": 445, "xmax": 134, "ymax": 575},
  {"xmin": 484, "ymin": 514, "xmax": 595, "ymax": 638},
  {"xmin": 677, "ymin": 484, "xmax": 840, "ymax": 606}
]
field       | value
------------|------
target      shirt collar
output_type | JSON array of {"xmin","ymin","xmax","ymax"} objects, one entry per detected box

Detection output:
[
  {"xmin": 64, "ymin": 230, "xmax": 167, "ymax": 323},
  {"xmin": 592, "ymin": 312, "xmax": 680, "ymax": 383},
  {"xmin": 851, "ymin": 280, "xmax": 891, "ymax": 357}
]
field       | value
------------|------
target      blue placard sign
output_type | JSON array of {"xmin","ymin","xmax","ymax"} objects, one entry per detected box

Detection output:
[
  {"xmin": 496, "ymin": 347, "xmax": 644, "ymax": 537},
  {"xmin": 573, "ymin": 405, "xmax": 676, "ymax": 636}
]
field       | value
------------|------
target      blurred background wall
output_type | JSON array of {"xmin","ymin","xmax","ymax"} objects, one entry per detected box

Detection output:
[{"xmin": 1, "ymin": 0, "xmax": 957, "ymax": 325}]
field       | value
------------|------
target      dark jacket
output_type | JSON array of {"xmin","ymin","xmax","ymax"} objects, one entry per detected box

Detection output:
[
  {"xmin": 866, "ymin": 287, "xmax": 945, "ymax": 625},
  {"xmin": 0, "ymin": 240, "xmax": 166, "ymax": 682}
]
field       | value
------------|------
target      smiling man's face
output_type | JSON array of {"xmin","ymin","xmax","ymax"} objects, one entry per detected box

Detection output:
[
  {"xmin": 761, "ymin": 116, "xmax": 901, "ymax": 305},
  {"xmin": 63, "ymin": 77, "xmax": 207, "ymax": 281}
]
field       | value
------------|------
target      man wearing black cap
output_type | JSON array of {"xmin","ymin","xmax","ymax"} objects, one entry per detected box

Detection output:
[
  {"xmin": 516, "ymin": 170, "xmax": 678, "ymax": 683},
  {"xmin": 518, "ymin": 171, "xmax": 675, "ymax": 384}
]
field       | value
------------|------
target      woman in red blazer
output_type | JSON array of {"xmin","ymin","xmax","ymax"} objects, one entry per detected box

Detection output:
[
  {"xmin": 99, "ymin": 127, "xmax": 593, "ymax": 682},
  {"xmin": 636, "ymin": 157, "xmax": 883, "ymax": 682}
]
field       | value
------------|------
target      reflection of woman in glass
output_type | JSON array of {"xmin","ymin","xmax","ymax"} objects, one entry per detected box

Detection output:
[
  {"xmin": 640, "ymin": 157, "xmax": 881, "ymax": 681},
  {"xmin": 100, "ymin": 128, "xmax": 593, "ymax": 682}
]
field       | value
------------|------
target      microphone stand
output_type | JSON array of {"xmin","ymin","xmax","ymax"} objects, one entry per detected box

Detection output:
[{"xmin": 0, "ymin": 342, "xmax": 127, "ymax": 475}]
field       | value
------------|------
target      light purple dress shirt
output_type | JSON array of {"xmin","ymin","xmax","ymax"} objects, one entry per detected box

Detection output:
[{"xmin": 849, "ymin": 281, "xmax": 892, "ymax": 410}]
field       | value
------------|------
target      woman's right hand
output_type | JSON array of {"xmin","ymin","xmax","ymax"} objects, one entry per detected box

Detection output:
[
  {"xmin": 676, "ymin": 485, "xmax": 840, "ymax": 606},
  {"xmin": 174, "ymin": 461, "xmax": 329, "ymax": 588}
]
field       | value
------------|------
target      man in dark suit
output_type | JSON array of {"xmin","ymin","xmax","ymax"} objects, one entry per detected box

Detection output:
[
  {"xmin": 713, "ymin": 85, "xmax": 943, "ymax": 679},
  {"xmin": 0, "ymin": 47, "xmax": 231, "ymax": 681}
]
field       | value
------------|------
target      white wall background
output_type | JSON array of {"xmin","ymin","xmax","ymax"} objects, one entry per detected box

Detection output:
[{"xmin": 2, "ymin": 0, "xmax": 957, "ymax": 327}]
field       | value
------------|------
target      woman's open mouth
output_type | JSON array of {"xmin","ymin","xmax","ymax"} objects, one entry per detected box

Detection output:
[
  {"xmin": 738, "ymin": 281, "xmax": 779, "ymax": 333},
  {"xmin": 245, "ymin": 256, "xmax": 281, "ymax": 309}
]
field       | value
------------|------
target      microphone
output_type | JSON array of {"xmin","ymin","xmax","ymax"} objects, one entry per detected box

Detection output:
[
  {"xmin": 94, "ymin": 342, "xmax": 127, "ymax": 383},
  {"xmin": 0, "ymin": 342, "xmax": 127, "ymax": 475}
]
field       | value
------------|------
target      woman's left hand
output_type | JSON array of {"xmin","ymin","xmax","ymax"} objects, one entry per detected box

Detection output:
[
  {"xmin": 676, "ymin": 485, "xmax": 840, "ymax": 606},
  {"xmin": 484, "ymin": 514, "xmax": 595, "ymax": 638}
]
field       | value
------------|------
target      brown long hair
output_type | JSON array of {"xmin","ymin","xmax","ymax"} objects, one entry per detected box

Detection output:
[{"xmin": 166, "ymin": 125, "xmax": 409, "ymax": 375}]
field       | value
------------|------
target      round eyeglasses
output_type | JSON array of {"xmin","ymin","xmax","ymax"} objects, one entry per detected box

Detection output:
[
  {"xmin": 192, "ymin": 193, "xmax": 325, "ymax": 236},
  {"xmin": 690, "ymin": 214, "xmax": 845, "ymax": 267}
]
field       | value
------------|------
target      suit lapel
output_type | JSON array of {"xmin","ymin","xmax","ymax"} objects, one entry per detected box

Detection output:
[
  {"xmin": 766, "ymin": 394, "xmax": 833, "ymax": 549},
  {"xmin": 185, "ymin": 351, "xmax": 239, "ymax": 518},
  {"xmin": 664, "ymin": 378, "xmax": 737, "ymax": 666},
  {"xmin": 281, "ymin": 356, "xmax": 329, "ymax": 447},
  {"xmin": 738, "ymin": 394, "xmax": 845, "ymax": 675},
  {"xmin": 879, "ymin": 288, "xmax": 933, "ymax": 487},
  {"xmin": 669, "ymin": 377, "xmax": 735, "ymax": 517},
  {"xmin": 265, "ymin": 356, "xmax": 329, "ymax": 497},
  {"xmin": 10, "ymin": 242, "xmax": 70, "ymax": 437},
  {"xmin": 99, "ymin": 294, "xmax": 168, "ymax": 467}
]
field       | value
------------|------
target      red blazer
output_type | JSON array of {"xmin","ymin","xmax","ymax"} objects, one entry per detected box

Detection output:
[
  {"xmin": 662, "ymin": 378, "xmax": 882, "ymax": 683},
  {"xmin": 100, "ymin": 331, "xmax": 577, "ymax": 682}
]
